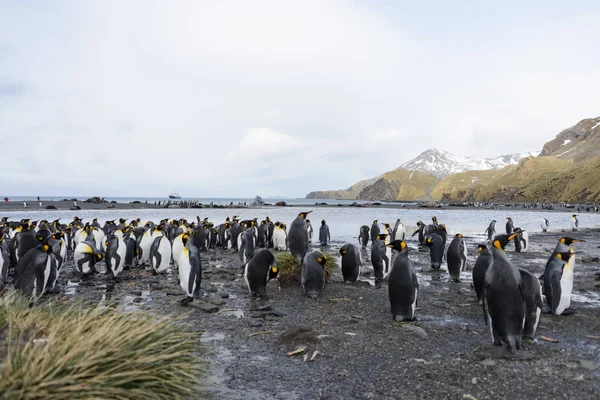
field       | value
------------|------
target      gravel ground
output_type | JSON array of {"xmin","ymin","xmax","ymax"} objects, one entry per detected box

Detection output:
[{"xmin": 31, "ymin": 228, "xmax": 600, "ymax": 399}]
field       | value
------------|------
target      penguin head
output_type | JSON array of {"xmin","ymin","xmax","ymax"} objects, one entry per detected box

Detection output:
[
  {"xmin": 225, "ymin": 222, "xmax": 231, "ymax": 229},
  {"xmin": 492, "ymin": 233, "xmax": 520, "ymax": 250},
  {"xmin": 387, "ymin": 240, "xmax": 407, "ymax": 253},
  {"xmin": 507, "ymin": 217, "xmax": 512, "ymax": 220},
  {"xmin": 416, "ymin": 221, "xmax": 421, "ymax": 226},
  {"xmin": 557, "ymin": 252, "xmax": 576, "ymax": 262},
  {"xmin": 572, "ymin": 214, "xmax": 577, "ymax": 218},
  {"xmin": 321, "ymin": 220, "xmax": 326, "ymax": 225},
  {"xmin": 477, "ymin": 244, "xmax": 487, "ymax": 253},
  {"xmin": 20, "ymin": 222, "xmax": 30, "ymax": 231},
  {"xmin": 182, "ymin": 234, "xmax": 189, "ymax": 246},
  {"xmin": 0, "ymin": 217, "xmax": 7, "ymax": 222},
  {"xmin": 306, "ymin": 219, "xmax": 311, "ymax": 224},
  {"xmin": 432, "ymin": 216, "xmax": 438, "ymax": 223},
  {"xmin": 95, "ymin": 253, "xmax": 103, "ymax": 262},
  {"xmin": 492, "ymin": 220, "xmax": 496, "ymax": 223},
  {"xmin": 439, "ymin": 224, "xmax": 447, "ymax": 232},
  {"xmin": 315, "ymin": 252, "xmax": 327, "ymax": 266},
  {"xmin": 560, "ymin": 237, "xmax": 583, "ymax": 245},
  {"xmin": 383, "ymin": 223, "xmax": 391, "ymax": 229},
  {"xmin": 42, "ymin": 243, "xmax": 53, "ymax": 254},
  {"xmin": 456, "ymin": 233, "xmax": 462, "ymax": 239},
  {"xmin": 260, "ymin": 220, "xmax": 266, "ymax": 225},
  {"xmin": 373, "ymin": 219, "xmax": 378, "ymax": 224},
  {"xmin": 339, "ymin": 247, "xmax": 348, "ymax": 256},
  {"xmin": 51, "ymin": 232, "xmax": 64, "ymax": 240},
  {"xmin": 376, "ymin": 234, "xmax": 389, "ymax": 241},
  {"xmin": 268, "ymin": 257, "xmax": 279, "ymax": 281}
]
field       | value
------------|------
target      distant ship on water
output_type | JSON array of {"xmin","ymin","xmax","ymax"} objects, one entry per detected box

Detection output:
[{"xmin": 168, "ymin": 192, "xmax": 181, "ymax": 199}]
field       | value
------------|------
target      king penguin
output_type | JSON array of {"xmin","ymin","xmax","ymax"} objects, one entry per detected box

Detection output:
[
  {"xmin": 339, "ymin": 243, "xmax": 361, "ymax": 282},
  {"xmin": 288, "ymin": 211, "xmax": 311, "ymax": 264},
  {"xmin": 505, "ymin": 217, "xmax": 514, "ymax": 235},
  {"xmin": 472, "ymin": 244, "xmax": 493, "ymax": 303},
  {"xmin": 370, "ymin": 220, "xmax": 380, "ymax": 243},
  {"xmin": 539, "ymin": 237, "xmax": 582, "ymax": 280},
  {"xmin": 571, "ymin": 214, "xmax": 579, "ymax": 231},
  {"xmin": 541, "ymin": 217, "xmax": 549, "ymax": 232},
  {"xmin": 446, "ymin": 233, "xmax": 467, "ymax": 282},
  {"xmin": 272, "ymin": 222, "xmax": 287, "ymax": 251},
  {"xmin": 358, "ymin": 225, "xmax": 370, "ymax": 249},
  {"xmin": 150, "ymin": 224, "xmax": 172, "ymax": 274},
  {"xmin": 483, "ymin": 233, "xmax": 525, "ymax": 352},
  {"xmin": 392, "ymin": 219, "xmax": 405, "ymax": 241},
  {"xmin": 411, "ymin": 221, "xmax": 426, "ymax": 245},
  {"xmin": 178, "ymin": 233, "xmax": 202, "ymax": 305},
  {"xmin": 485, "ymin": 220, "xmax": 496, "ymax": 242},
  {"xmin": 16, "ymin": 240, "xmax": 57, "ymax": 303},
  {"xmin": 244, "ymin": 248, "xmax": 278, "ymax": 297},
  {"xmin": 424, "ymin": 232, "xmax": 444, "ymax": 270},
  {"xmin": 544, "ymin": 251, "xmax": 577, "ymax": 315},
  {"xmin": 371, "ymin": 233, "xmax": 390, "ymax": 283},
  {"xmin": 519, "ymin": 268, "xmax": 543, "ymax": 339},
  {"xmin": 387, "ymin": 240, "xmax": 419, "ymax": 321},
  {"xmin": 0, "ymin": 236, "xmax": 9, "ymax": 291},
  {"xmin": 74, "ymin": 240, "xmax": 103, "ymax": 276},
  {"xmin": 105, "ymin": 234, "xmax": 127, "ymax": 280},
  {"xmin": 301, "ymin": 250, "xmax": 327, "ymax": 298}
]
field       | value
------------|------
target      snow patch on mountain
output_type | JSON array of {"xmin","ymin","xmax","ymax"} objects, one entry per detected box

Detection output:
[{"xmin": 400, "ymin": 148, "xmax": 539, "ymax": 179}]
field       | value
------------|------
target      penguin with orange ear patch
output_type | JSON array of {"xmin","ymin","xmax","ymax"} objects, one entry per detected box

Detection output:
[
  {"xmin": 302, "ymin": 250, "xmax": 326, "ymax": 298},
  {"xmin": 15, "ymin": 239, "xmax": 57, "ymax": 303},
  {"xmin": 244, "ymin": 249, "xmax": 278, "ymax": 297}
]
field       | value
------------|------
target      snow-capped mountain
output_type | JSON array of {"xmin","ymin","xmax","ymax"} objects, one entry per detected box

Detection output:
[{"xmin": 399, "ymin": 148, "xmax": 539, "ymax": 179}]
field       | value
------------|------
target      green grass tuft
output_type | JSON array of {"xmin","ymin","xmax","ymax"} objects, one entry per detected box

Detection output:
[{"xmin": 0, "ymin": 291, "xmax": 203, "ymax": 400}]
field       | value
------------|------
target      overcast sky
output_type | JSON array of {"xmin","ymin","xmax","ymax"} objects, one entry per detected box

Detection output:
[{"xmin": 1, "ymin": 1, "xmax": 599, "ymax": 198}]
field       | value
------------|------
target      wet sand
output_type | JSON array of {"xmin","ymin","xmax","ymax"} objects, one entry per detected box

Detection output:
[{"xmin": 22, "ymin": 228, "xmax": 600, "ymax": 399}]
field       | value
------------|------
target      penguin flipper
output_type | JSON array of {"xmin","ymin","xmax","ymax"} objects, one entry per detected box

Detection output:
[{"xmin": 482, "ymin": 284, "xmax": 489, "ymax": 325}]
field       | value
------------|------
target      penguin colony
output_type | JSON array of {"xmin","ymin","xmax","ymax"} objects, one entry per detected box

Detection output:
[{"xmin": 0, "ymin": 213, "xmax": 586, "ymax": 353}]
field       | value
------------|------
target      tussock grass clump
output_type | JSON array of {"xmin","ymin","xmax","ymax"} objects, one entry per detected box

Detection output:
[
  {"xmin": 274, "ymin": 251, "xmax": 338, "ymax": 286},
  {"xmin": 0, "ymin": 291, "xmax": 202, "ymax": 400}
]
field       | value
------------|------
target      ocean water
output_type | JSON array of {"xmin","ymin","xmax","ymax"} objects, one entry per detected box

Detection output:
[{"xmin": 2, "ymin": 206, "xmax": 597, "ymax": 244}]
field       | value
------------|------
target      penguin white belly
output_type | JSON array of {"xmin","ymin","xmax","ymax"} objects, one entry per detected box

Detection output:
[
  {"xmin": 273, "ymin": 229, "xmax": 286, "ymax": 250},
  {"xmin": 172, "ymin": 236, "xmax": 185, "ymax": 268},
  {"xmin": 411, "ymin": 287, "xmax": 418, "ymax": 317},
  {"xmin": 521, "ymin": 231, "xmax": 529, "ymax": 252},
  {"xmin": 155, "ymin": 238, "xmax": 172, "ymax": 273},
  {"xmin": 571, "ymin": 218, "xmax": 577, "ymax": 230},
  {"xmin": 243, "ymin": 263, "xmax": 251, "ymax": 293},
  {"xmin": 41, "ymin": 256, "xmax": 53, "ymax": 296},
  {"xmin": 93, "ymin": 230, "xmax": 105, "ymax": 251},
  {"xmin": 556, "ymin": 268, "xmax": 574, "ymax": 315},
  {"xmin": 59, "ymin": 241, "xmax": 67, "ymax": 270},
  {"xmin": 74, "ymin": 242, "xmax": 94, "ymax": 274},
  {"xmin": 74, "ymin": 228, "xmax": 84, "ymax": 244},
  {"xmin": 397, "ymin": 224, "xmax": 405, "ymax": 241},
  {"xmin": 461, "ymin": 243, "xmax": 468, "ymax": 270},
  {"xmin": 178, "ymin": 250, "xmax": 194, "ymax": 296},
  {"xmin": 382, "ymin": 247, "xmax": 392, "ymax": 279},
  {"xmin": 237, "ymin": 233, "xmax": 244, "ymax": 250},
  {"xmin": 113, "ymin": 238, "xmax": 127, "ymax": 277},
  {"xmin": 139, "ymin": 232, "xmax": 153, "ymax": 264}
]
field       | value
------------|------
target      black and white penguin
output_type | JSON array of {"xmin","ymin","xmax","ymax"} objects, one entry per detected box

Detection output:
[
  {"xmin": 571, "ymin": 214, "xmax": 579, "ymax": 231},
  {"xmin": 505, "ymin": 217, "xmax": 514, "ymax": 235},
  {"xmin": 15, "ymin": 240, "xmax": 57, "ymax": 302},
  {"xmin": 306, "ymin": 219, "xmax": 313, "ymax": 243},
  {"xmin": 244, "ymin": 248, "xmax": 278, "ymax": 297},
  {"xmin": 339, "ymin": 243, "xmax": 361, "ymax": 282},
  {"xmin": 424, "ymin": 233, "xmax": 444, "ymax": 270},
  {"xmin": 485, "ymin": 220, "xmax": 496, "ymax": 242},
  {"xmin": 541, "ymin": 218, "xmax": 549, "ymax": 232},
  {"xmin": 150, "ymin": 225, "xmax": 172, "ymax": 274},
  {"xmin": 544, "ymin": 251, "xmax": 576, "ymax": 315},
  {"xmin": 371, "ymin": 234, "xmax": 390, "ymax": 283},
  {"xmin": 288, "ymin": 211, "xmax": 312, "ymax": 264},
  {"xmin": 239, "ymin": 229, "xmax": 256, "ymax": 266},
  {"xmin": 387, "ymin": 240, "xmax": 419, "ymax": 321},
  {"xmin": 301, "ymin": 250, "xmax": 327, "ymax": 298},
  {"xmin": 358, "ymin": 225, "xmax": 370, "ymax": 249},
  {"xmin": 472, "ymin": 244, "xmax": 493, "ymax": 303},
  {"xmin": 483, "ymin": 233, "xmax": 525, "ymax": 352},
  {"xmin": 513, "ymin": 228, "xmax": 528, "ymax": 253},
  {"xmin": 266, "ymin": 217, "xmax": 275, "ymax": 248},
  {"xmin": 257, "ymin": 221, "xmax": 268, "ymax": 248},
  {"xmin": 105, "ymin": 234, "xmax": 126, "ymax": 280},
  {"xmin": 539, "ymin": 237, "xmax": 582, "ymax": 280},
  {"xmin": 446, "ymin": 233, "xmax": 467, "ymax": 282},
  {"xmin": 411, "ymin": 221, "xmax": 425, "ymax": 245},
  {"xmin": 48, "ymin": 232, "xmax": 67, "ymax": 275},
  {"xmin": 391, "ymin": 219, "xmax": 405, "ymax": 242},
  {"xmin": 74, "ymin": 240, "xmax": 103, "ymax": 276},
  {"xmin": 272, "ymin": 222, "xmax": 287, "ymax": 251},
  {"xmin": 519, "ymin": 268, "xmax": 543, "ymax": 339},
  {"xmin": 437, "ymin": 224, "xmax": 448, "ymax": 249},
  {"xmin": 15, "ymin": 223, "xmax": 39, "ymax": 264},
  {"xmin": 0, "ymin": 236, "xmax": 10, "ymax": 290},
  {"xmin": 178, "ymin": 234, "xmax": 202, "ymax": 304},
  {"xmin": 137, "ymin": 224, "xmax": 155, "ymax": 266},
  {"xmin": 319, "ymin": 220, "xmax": 330, "ymax": 246},
  {"xmin": 370, "ymin": 220, "xmax": 380, "ymax": 243},
  {"xmin": 193, "ymin": 223, "xmax": 209, "ymax": 252}
]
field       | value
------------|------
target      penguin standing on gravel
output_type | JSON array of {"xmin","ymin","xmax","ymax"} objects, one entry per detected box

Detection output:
[
  {"xmin": 392, "ymin": 219, "xmax": 405, "ymax": 241},
  {"xmin": 239, "ymin": 229, "xmax": 256, "ymax": 266},
  {"xmin": 371, "ymin": 234, "xmax": 390, "ymax": 282},
  {"xmin": 387, "ymin": 240, "xmax": 419, "ymax": 321},
  {"xmin": 446, "ymin": 233, "xmax": 467, "ymax": 282},
  {"xmin": 411, "ymin": 221, "xmax": 425, "ymax": 245},
  {"xmin": 74, "ymin": 240, "xmax": 103, "ymax": 276},
  {"xmin": 540, "ymin": 237, "xmax": 582, "ymax": 280},
  {"xmin": 288, "ymin": 211, "xmax": 312, "ymax": 264},
  {"xmin": 424, "ymin": 232, "xmax": 444, "ymax": 270},
  {"xmin": 340, "ymin": 243, "xmax": 361, "ymax": 282},
  {"xmin": 358, "ymin": 225, "xmax": 370, "ymax": 249},
  {"xmin": 16, "ymin": 240, "xmax": 57, "ymax": 302},
  {"xmin": 472, "ymin": 244, "xmax": 493, "ymax": 303},
  {"xmin": 541, "ymin": 218, "xmax": 549, "ymax": 232},
  {"xmin": 370, "ymin": 220, "xmax": 380, "ymax": 243},
  {"xmin": 485, "ymin": 220, "xmax": 496, "ymax": 242},
  {"xmin": 319, "ymin": 220, "xmax": 330, "ymax": 246},
  {"xmin": 105, "ymin": 234, "xmax": 126, "ymax": 280},
  {"xmin": 519, "ymin": 268, "xmax": 543, "ymax": 339},
  {"xmin": 306, "ymin": 219, "xmax": 313, "ymax": 243},
  {"xmin": 150, "ymin": 224, "xmax": 172, "ymax": 274},
  {"xmin": 301, "ymin": 250, "xmax": 327, "ymax": 298},
  {"xmin": 483, "ymin": 233, "xmax": 525, "ymax": 352},
  {"xmin": 244, "ymin": 248, "xmax": 278, "ymax": 297},
  {"xmin": 505, "ymin": 217, "xmax": 514, "ymax": 234},
  {"xmin": 513, "ymin": 228, "xmax": 528, "ymax": 253},
  {"xmin": 178, "ymin": 233, "xmax": 202, "ymax": 304},
  {"xmin": 544, "ymin": 251, "xmax": 577, "ymax": 315},
  {"xmin": 272, "ymin": 222, "xmax": 287, "ymax": 251},
  {"xmin": 571, "ymin": 214, "xmax": 579, "ymax": 231}
]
